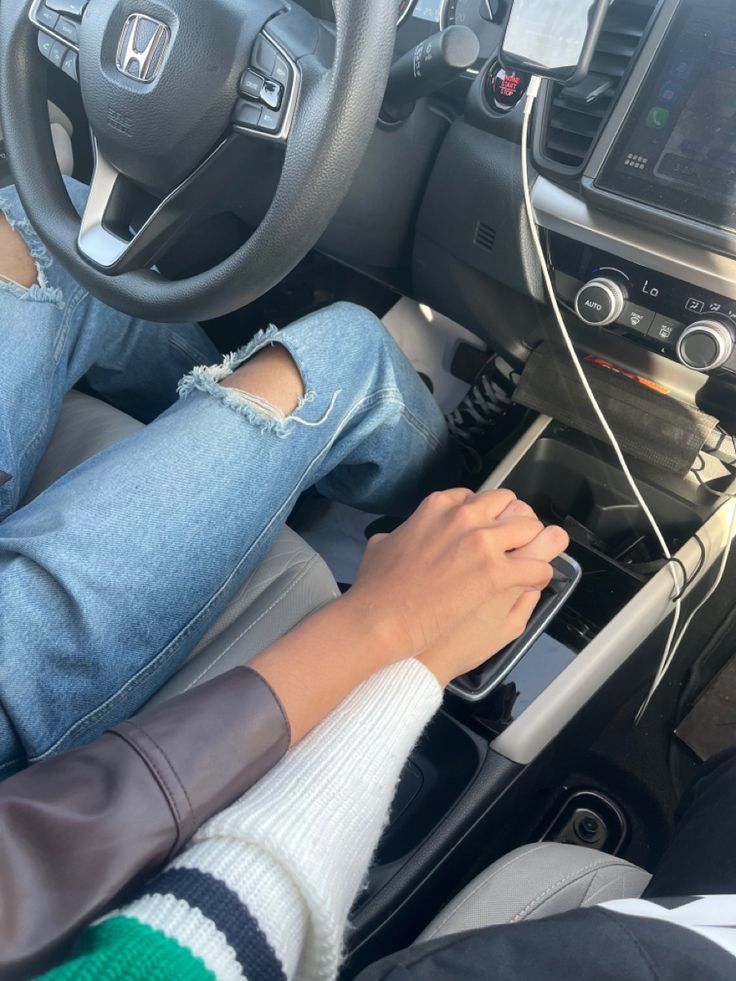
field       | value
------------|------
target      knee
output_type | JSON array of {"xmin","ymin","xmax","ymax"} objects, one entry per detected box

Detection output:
[
  {"xmin": 0, "ymin": 214, "xmax": 38, "ymax": 289},
  {"xmin": 311, "ymin": 301, "xmax": 395, "ymax": 365},
  {"xmin": 222, "ymin": 342, "xmax": 306, "ymax": 419}
]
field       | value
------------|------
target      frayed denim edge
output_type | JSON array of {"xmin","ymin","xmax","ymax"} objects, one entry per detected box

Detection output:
[
  {"xmin": 0, "ymin": 202, "xmax": 64, "ymax": 308},
  {"xmin": 177, "ymin": 324, "xmax": 317, "ymax": 438}
]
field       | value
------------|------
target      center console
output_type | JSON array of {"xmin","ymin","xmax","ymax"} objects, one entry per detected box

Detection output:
[{"xmin": 347, "ymin": 407, "xmax": 736, "ymax": 977}]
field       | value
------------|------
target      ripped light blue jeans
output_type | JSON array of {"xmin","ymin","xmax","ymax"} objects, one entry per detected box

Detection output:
[{"xmin": 0, "ymin": 179, "xmax": 450, "ymax": 777}]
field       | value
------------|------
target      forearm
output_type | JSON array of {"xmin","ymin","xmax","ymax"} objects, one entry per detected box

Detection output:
[
  {"xmin": 0, "ymin": 594, "xmax": 404, "ymax": 978},
  {"xmin": 0, "ymin": 667, "xmax": 289, "ymax": 980},
  {"xmin": 250, "ymin": 592, "xmax": 403, "ymax": 745},
  {"xmin": 49, "ymin": 660, "xmax": 442, "ymax": 981}
]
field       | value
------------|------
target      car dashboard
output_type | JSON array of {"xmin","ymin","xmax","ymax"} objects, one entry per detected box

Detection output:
[
  {"xmin": 8, "ymin": 0, "xmax": 736, "ymax": 422},
  {"xmin": 397, "ymin": 0, "xmax": 736, "ymax": 433}
]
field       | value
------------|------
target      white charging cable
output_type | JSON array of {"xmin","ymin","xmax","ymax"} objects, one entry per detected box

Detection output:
[
  {"xmin": 520, "ymin": 77, "xmax": 687, "ymax": 718},
  {"xmin": 642, "ymin": 490, "xmax": 736, "ymax": 721}
]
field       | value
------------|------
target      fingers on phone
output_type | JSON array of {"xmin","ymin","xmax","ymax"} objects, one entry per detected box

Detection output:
[
  {"xmin": 495, "ymin": 516, "xmax": 546, "ymax": 551},
  {"xmin": 502, "ymin": 557, "xmax": 554, "ymax": 591},
  {"xmin": 497, "ymin": 499, "xmax": 536, "ymax": 522},
  {"xmin": 511, "ymin": 524, "xmax": 570, "ymax": 562},
  {"xmin": 472, "ymin": 488, "xmax": 518, "ymax": 520},
  {"xmin": 508, "ymin": 590, "xmax": 543, "ymax": 638}
]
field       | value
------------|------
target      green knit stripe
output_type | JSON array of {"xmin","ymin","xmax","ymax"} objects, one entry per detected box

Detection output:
[{"xmin": 39, "ymin": 915, "xmax": 216, "ymax": 981}]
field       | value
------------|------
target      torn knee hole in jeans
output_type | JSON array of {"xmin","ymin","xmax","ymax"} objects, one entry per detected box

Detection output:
[
  {"xmin": 177, "ymin": 325, "xmax": 340, "ymax": 437},
  {"xmin": 0, "ymin": 208, "xmax": 64, "ymax": 306}
]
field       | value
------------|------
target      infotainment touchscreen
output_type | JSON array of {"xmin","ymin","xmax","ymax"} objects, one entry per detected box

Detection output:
[{"xmin": 597, "ymin": 0, "xmax": 736, "ymax": 233}]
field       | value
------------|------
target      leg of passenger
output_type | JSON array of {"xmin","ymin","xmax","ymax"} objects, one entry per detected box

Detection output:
[
  {"xmin": 643, "ymin": 748, "xmax": 736, "ymax": 898},
  {"xmin": 0, "ymin": 303, "xmax": 449, "ymax": 774},
  {"xmin": 0, "ymin": 180, "xmax": 217, "ymax": 519}
]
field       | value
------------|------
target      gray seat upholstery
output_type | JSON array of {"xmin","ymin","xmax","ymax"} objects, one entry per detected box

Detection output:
[
  {"xmin": 419, "ymin": 842, "xmax": 652, "ymax": 941},
  {"xmin": 25, "ymin": 391, "xmax": 340, "ymax": 705}
]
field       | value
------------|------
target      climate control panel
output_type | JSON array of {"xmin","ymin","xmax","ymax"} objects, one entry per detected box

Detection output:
[{"xmin": 550, "ymin": 233, "xmax": 736, "ymax": 377}]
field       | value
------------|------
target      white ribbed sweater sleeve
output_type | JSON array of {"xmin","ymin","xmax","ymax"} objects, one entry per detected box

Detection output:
[{"xmin": 170, "ymin": 658, "xmax": 442, "ymax": 980}]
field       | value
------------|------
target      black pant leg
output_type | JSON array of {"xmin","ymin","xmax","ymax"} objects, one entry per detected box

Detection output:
[
  {"xmin": 356, "ymin": 907, "xmax": 735, "ymax": 981},
  {"xmin": 644, "ymin": 748, "xmax": 736, "ymax": 898}
]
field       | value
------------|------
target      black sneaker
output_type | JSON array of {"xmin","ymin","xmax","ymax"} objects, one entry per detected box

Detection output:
[{"xmin": 446, "ymin": 358, "xmax": 517, "ymax": 476}]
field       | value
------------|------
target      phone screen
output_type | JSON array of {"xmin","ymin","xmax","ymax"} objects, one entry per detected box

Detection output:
[{"xmin": 501, "ymin": 0, "xmax": 609, "ymax": 83}]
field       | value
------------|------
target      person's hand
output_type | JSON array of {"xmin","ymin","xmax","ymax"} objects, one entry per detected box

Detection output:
[
  {"xmin": 418, "ymin": 500, "xmax": 569, "ymax": 686},
  {"xmin": 345, "ymin": 489, "xmax": 563, "ymax": 664}
]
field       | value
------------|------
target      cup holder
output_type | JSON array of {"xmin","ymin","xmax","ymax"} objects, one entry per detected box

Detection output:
[{"xmin": 502, "ymin": 436, "xmax": 703, "ymax": 570}]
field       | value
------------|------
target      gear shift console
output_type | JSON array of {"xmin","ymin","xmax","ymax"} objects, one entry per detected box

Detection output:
[{"xmin": 449, "ymin": 552, "xmax": 582, "ymax": 702}]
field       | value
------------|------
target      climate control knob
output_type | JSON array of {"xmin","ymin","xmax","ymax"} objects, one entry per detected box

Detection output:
[
  {"xmin": 574, "ymin": 278, "xmax": 626, "ymax": 327},
  {"xmin": 676, "ymin": 318, "xmax": 735, "ymax": 372}
]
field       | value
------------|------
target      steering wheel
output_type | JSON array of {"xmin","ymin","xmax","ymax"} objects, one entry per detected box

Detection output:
[{"xmin": 0, "ymin": 0, "xmax": 398, "ymax": 322}]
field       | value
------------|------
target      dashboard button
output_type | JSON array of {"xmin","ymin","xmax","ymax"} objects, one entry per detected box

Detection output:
[
  {"xmin": 486, "ymin": 62, "xmax": 530, "ymax": 113},
  {"xmin": 647, "ymin": 317, "xmax": 684, "ymax": 348},
  {"xmin": 617, "ymin": 302, "xmax": 655, "ymax": 336},
  {"xmin": 574, "ymin": 278, "xmax": 626, "ymax": 327}
]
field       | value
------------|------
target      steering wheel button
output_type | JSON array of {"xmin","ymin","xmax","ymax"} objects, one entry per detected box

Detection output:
[
  {"xmin": 56, "ymin": 16, "xmax": 79, "ymax": 44},
  {"xmin": 233, "ymin": 100, "xmax": 262, "ymax": 129},
  {"xmin": 261, "ymin": 80, "xmax": 283, "ymax": 111},
  {"xmin": 46, "ymin": 0, "xmax": 85, "ymax": 15},
  {"xmin": 252, "ymin": 36, "xmax": 277, "ymax": 77},
  {"xmin": 240, "ymin": 69, "xmax": 265, "ymax": 100},
  {"xmin": 272, "ymin": 56, "xmax": 290, "ymax": 86},
  {"xmin": 258, "ymin": 108, "xmax": 281, "ymax": 132},
  {"xmin": 49, "ymin": 40, "xmax": 67, "ymax": 67},
  {"xmin": 37, "ymin": 32, "xmax": 54, "ymax": 59},
  {"xmin": 61, "ymin": 49, "xmax": 78, "ymax": 81},
  {"xmin": 35, "ymin": 4, "xmax": 59, "ymax": 30}
]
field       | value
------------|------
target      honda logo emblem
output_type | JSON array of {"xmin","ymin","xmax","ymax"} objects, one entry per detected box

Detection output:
[{"xmin": 116, "ymin": 14, "xmax": 170, "ymax": 83}]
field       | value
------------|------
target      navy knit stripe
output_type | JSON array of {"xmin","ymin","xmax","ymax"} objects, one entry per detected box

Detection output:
[{"xmin": 143, "ymin": 866, "xmax": 287, "ymax": 981}]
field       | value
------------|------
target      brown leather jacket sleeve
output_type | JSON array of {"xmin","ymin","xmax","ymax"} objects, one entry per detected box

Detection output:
[{"xmin": 0, "ymin": 666, "xmax": 290, "ymax": 980}]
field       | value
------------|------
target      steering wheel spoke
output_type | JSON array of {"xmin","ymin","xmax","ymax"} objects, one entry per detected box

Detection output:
[{"xmin": 78, "ymin": 135, "xmax": 245, "ymax": 274}]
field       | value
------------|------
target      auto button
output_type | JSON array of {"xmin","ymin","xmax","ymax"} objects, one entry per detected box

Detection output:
[{"xmin": 574, "ymin": 278, "xmax": 626, "ymax": 327}]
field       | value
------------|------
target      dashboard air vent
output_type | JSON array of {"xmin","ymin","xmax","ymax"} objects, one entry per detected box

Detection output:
[
  {"xmin": 542, "ymin": 0, "xmax": 658, "ymax": 171},
  {"xmin": 474, "ymin": 221, "xmax": 497, "ymax": 253}
]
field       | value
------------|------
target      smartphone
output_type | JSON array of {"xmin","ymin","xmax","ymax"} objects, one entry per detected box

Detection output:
[{"xmin": 500, "ymin": 0, "xmax": 611, "ymax": 85}]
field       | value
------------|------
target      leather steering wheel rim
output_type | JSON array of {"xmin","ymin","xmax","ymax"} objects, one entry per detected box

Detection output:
[{"xmin": 0, "ymin": 0, "xmax": 399, "ymax": 323}]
